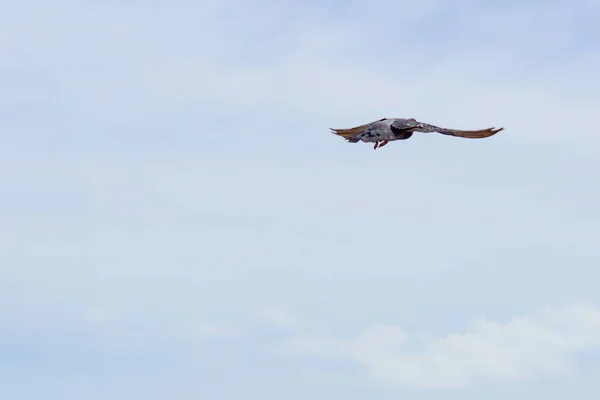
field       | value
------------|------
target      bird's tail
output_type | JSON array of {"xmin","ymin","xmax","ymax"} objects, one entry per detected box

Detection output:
[{"xmin": 440, "ymin": 127, "xmax": 504, "ymax": 138}]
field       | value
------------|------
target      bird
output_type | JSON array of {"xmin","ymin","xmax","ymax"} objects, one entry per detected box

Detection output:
[{"xmin": 330, "ymin": 118, "xmax": 503, "ymax": 149}]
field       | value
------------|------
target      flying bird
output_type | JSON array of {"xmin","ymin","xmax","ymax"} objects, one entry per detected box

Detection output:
[{"xmin": 330, "ymin": 118, "xmax": 503, "ymax": 149}]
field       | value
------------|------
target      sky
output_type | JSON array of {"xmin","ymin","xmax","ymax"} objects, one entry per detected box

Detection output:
[{"xmin": 1, "ymin": 0, "xmax": 600, "ymax": 398}]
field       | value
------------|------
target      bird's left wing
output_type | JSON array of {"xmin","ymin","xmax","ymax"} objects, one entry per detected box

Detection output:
[
  {"xmin": 410, "ymin": 120, "xmax": 503, "ymax": 138},
  {"xmin": 436, "ymin": 126, "xmax": 503, "ymax": 138}
]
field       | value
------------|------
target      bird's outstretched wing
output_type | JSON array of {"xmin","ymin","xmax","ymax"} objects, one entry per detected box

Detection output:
[
  {"xmin": 425, "ymin": 124, "xmax": 503, "ymax": 138},
  {"xmin": 438, "ymin": 127, "xmax": 503, "ymax": 138},
  {"xmin": 401, "ymin": 119, "xmax": 503, "ymax": 138},
  {"xmin": 330, "ymin": 118, "xmax": 385, "ymax": 140}
]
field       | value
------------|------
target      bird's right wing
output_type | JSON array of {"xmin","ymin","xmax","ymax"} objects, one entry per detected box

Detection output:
[{"xmin": 330, "ymin": 118, "xmax": 385, "ymax": 139}]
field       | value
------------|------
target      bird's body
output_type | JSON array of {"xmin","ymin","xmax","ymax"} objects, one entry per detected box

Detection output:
[{"xmin": 330, "ymin": 118, "xmax": 503, "ymax": 149}]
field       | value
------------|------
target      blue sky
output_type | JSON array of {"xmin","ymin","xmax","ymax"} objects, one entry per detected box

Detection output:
[{"xmin": 2, "ymin": 0, "xmax": 600, "ymax": 398}]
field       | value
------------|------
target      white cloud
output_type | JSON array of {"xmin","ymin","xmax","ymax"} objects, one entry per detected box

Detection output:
[{"xmin": 281, "ymin": 305, "xmax": 600, "ymax": 389}]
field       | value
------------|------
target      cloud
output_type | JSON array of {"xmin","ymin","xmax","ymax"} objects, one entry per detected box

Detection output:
[{"xmin": 281, "ymin": 305, "xmax": 600, "ymax": 389}]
